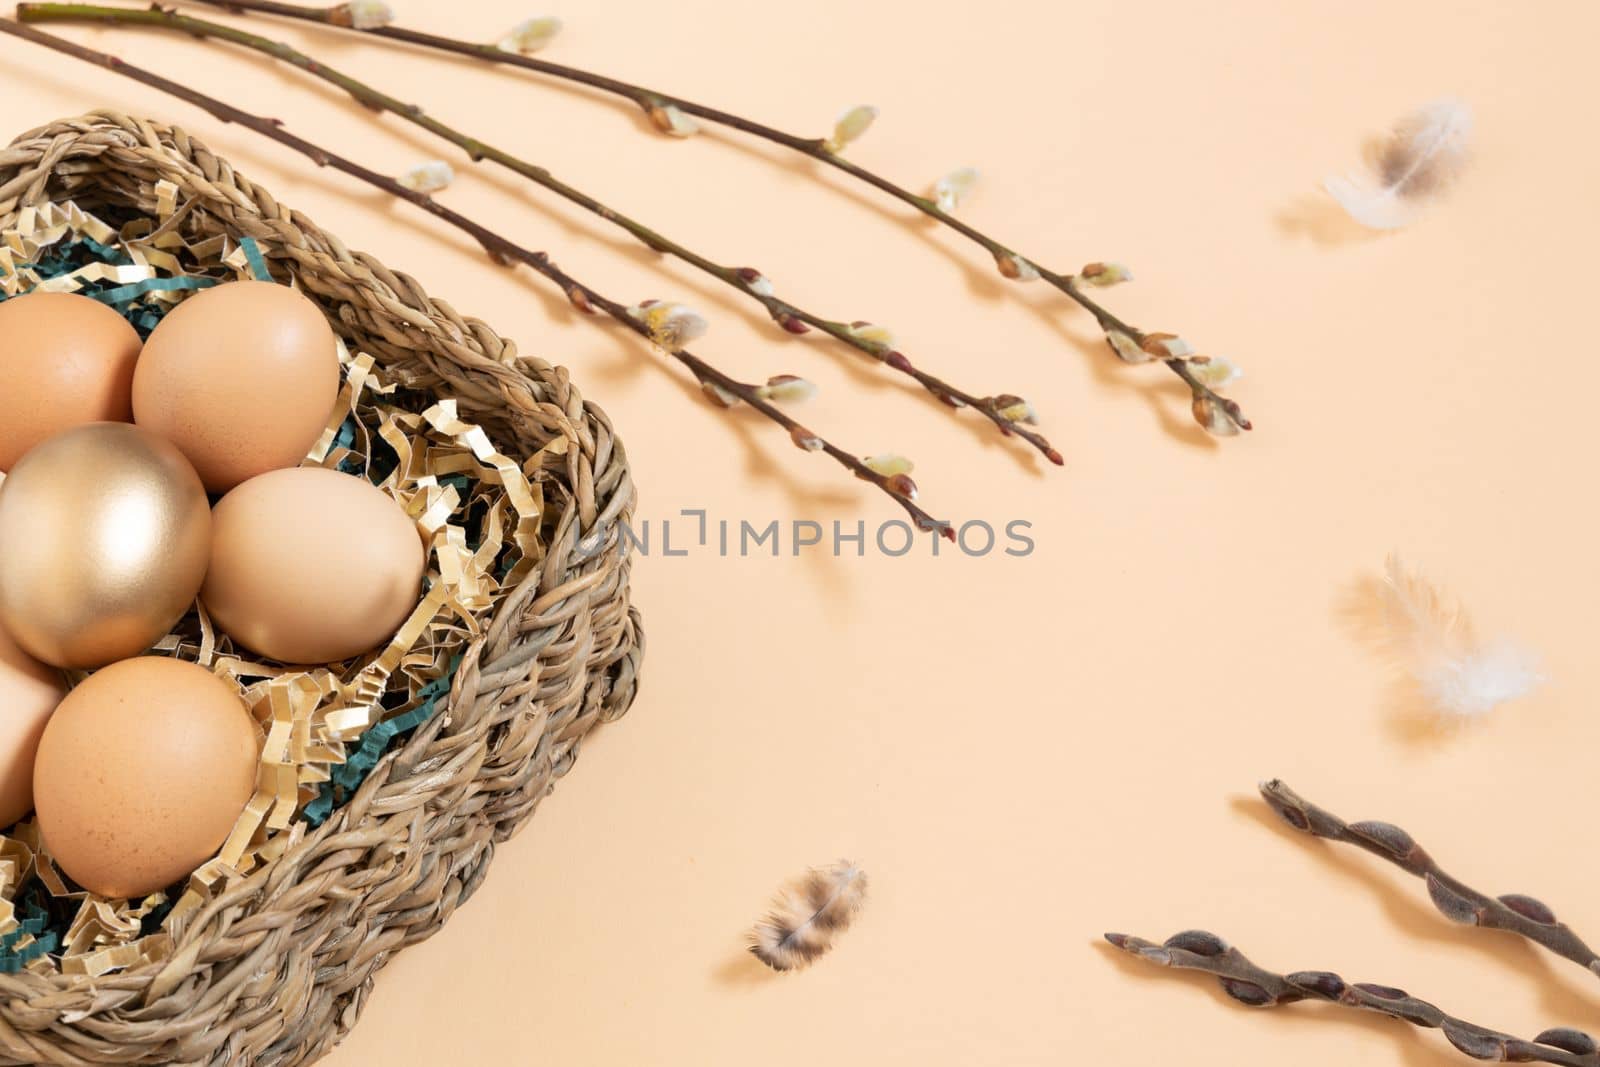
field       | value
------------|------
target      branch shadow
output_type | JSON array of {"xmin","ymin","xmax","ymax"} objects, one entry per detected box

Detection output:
[
  {"xmin": 190, "ymin": 42, "xmax": 1060, "ymax": 474},
  {"xmin": 211, "ymin": 27, "xmax": 1222, "ymax": 452},
  {"xmin": 1075, "ymin": 323, "xmax": 1224, "ymax": 450},
  {"xmin": 510, "ymin": 276, "xmax": 867, "ymax": 612},
  {"xmin": 231, "ymin": 11, "xmax": 947, "ymax": 295},
  {"xmin": 1232, "ymin": 796, "xmax": 1600, "ymax": 1031},
  {"xmin": 0, "ymin": 24, "xmax": 951, "ymax": 588},
  {"xmin": 691, "ymin": 131, "xmax": 1226, "ymax": 450},
  {"xmin": 19, "ymin": 16, "xmax": 1220, "ymax": 461},
  {"xmin": 105, "ymin": 18, "xmax": 1224, "ymax": 452},
  {"xmin": 1096, "ymin": 938, "xmax": 1465, "ymax": 1067},
  {"xmin": 804, "ymin": 336, "xmax": 1050, "ymax": 476},
  {"xmin": 695, "ymin": 128, "xmax": 1015, "ymax": 304}
]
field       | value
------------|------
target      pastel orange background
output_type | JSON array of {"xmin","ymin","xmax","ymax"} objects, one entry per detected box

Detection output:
[{"xmin": 5, "ymin": 1, "xmax": 1600, "ymax": 1063}]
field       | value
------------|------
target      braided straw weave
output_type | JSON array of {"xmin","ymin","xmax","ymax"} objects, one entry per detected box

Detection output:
[{"xmin": 0, "ymin": 112, "xmax": 642, "ymax": 1065}]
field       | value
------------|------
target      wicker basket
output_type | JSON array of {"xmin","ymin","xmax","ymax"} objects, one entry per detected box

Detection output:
[{"xmin": 0, "ymin": 112, "xmax": 642, "ymax": 1065}]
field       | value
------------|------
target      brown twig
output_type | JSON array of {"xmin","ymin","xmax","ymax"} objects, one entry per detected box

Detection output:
[
  {"xmin": 16, "ymin": 2, "xmax": 1063, "ymax": 465},
  {"xmin": 1104, "ymin": 929, "xmax": 1600, "ymax": 1066},
  {"xmin": 176, "ymin": 0, "xmax": 1252, "ymax": 437},
  {"xmin": 1259, "ymin": 779, "xmax": 1600, "ymax": 979},
  {"xmin": 0, "ymin": 16, "xmax": 954, "ymax": 536}
]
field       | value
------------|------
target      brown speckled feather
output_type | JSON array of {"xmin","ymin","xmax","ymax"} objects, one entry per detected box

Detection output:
[{"xmin": 749, "ymin": 861, "xmax": 867, "ymax": 972}]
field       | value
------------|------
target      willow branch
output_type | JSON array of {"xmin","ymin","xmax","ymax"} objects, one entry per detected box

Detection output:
[
  {"xmin": 1259, "ymin": 779, "xmax": 1600, "ymax": 979},
  {"xmin": 176, "ymin": 0, "xmax": 1251, "ymax": 436},
  {"xmin": 17, "ymin": 3, "xmax": 1062, "ymax": 465},
  {"xmin": 1105, "ymin": 930, "xmax": 1600, "ymax": 1065},
  {"xmin": 0, "ymin": 17, "xmax": 954, "ymax": 536}
]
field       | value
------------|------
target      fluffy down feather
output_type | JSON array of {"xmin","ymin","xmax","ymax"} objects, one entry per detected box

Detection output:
[
  {"xmin": 749, "ymin": 860, "xmax": 867, "ymax": 972},
  {"xmin": 1378, "ymin": 554, "xmax": 1542, "ymax": 718},
  {"xmin": 1324, "ymin": 98, "xmax": 1472, "ymax": 229}
]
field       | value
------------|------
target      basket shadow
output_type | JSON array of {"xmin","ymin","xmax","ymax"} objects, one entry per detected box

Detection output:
[
  {"xmin": 1230, "ymin": 796, "xmax": 1600, "ymax": 1030},
  {"xmin": 1095, "ymin": 939, "xmax": 1464, "ymax": 1067}
]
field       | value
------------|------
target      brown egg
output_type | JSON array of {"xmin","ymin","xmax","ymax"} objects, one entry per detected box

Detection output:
[
  {"xmin": 0, "ymin": 291, "xmax": 143, "ymax": 471},
  {"xmin": 203, "ymin": 467, "xmax": 426, "ymax": 665},
  {"xmin": 0, "ymin": 423, "xmax": 212, "ymax": 669},
  {"xmin": 0, "ymin": 625, "xmax": 66, "ymax": 828},
  {"xmin": 33, "ymin": 657, "xmax": 259, "ymax": 899},
  {"xmin": 133, "ymin": 280, "xmax": 339, "ymax": 492}
]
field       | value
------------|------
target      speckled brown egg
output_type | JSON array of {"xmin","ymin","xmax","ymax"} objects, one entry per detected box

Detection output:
[
  {"xmin": 33, "ymin": 657, "xmax": 259, "ymax": 899},
  {"xmin": 0, "ymin": 291, "xmax": 143, "ymax": 471},
  {"xmin": 0, "ymin": 624, "xmax": 66, "ymax": 829},
  {"xmin": 133, "ymin": 280, "xmax": 339, "ymax": 492},
  {"xmin": 202, "ymin": 466, "xmax": 427, "ymax": 665}
]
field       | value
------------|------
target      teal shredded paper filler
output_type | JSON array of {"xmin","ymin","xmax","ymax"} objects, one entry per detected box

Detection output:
[
  {"xmin": 239, "ymin": 236, "xmax": 272, "ymax": 282},
  {"xmin": 0, "ymin": 898, "xmax": 59, "ymax": 973},
  {"xmin": 0, "ymin": 234, "xmax": 219, "ymax": 336},
  {"xmin": 304, "ymin": 654, "xmax": 463, "ymax": 827}
]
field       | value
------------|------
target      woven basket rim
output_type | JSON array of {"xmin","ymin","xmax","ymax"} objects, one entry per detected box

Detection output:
[{"xmin": 0, "ymin": 111, "xmax": 641, "ymax": 1067}]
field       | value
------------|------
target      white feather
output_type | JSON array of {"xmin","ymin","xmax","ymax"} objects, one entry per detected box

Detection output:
[
  {"xmin": 1323, "ymin": 173, "xmax": 1414, "ymax": 230},
  {"xmin": 1378, "ymin": 554, "xmax": 1542, "ymax": 719},
  {"xmin": 1323, "ymin": 98, "xmax": 1473, "ymax": 230},
  {"xmin": 1418, "ymin": 639, "xmax": 1543, "ymax": 719}
]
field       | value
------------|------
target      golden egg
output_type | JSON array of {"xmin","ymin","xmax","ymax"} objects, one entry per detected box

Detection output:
[
  {"xmin": 0, "ymin": 291, "xmax": 143, "ymax": 472},
  {"xmin": 0, "ymin": 423, "xmax": 212, "ymax": 669},
  {"xmin": 133, "ymin": 280, "xmax": 340, "ymax": 493},
  {"xmin": 33, "ymin": 656, "xmax": 259, "ymax": 899},
  {"xmin": 0, "ymin": 624, "xmax": 66, "ymax": 828},
  {"xmin": 203, "ymin": 466, "xmax": 426, "ymax": 665}
]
